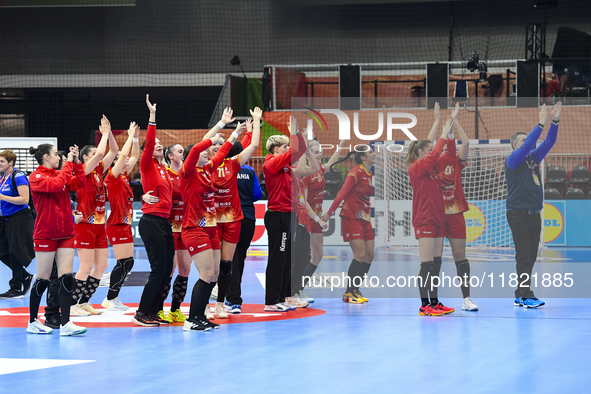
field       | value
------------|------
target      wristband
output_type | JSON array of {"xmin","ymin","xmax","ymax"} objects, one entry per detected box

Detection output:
[
  {"xmin": 537, "ymin": 122, "xmax": 545, "ymax": 128},
  {"xmin": 217, "ymin": 121, "xmax": 226, "ymax": 130},
  {"xmin": 230, "ymin": 131, "xmax": 239, "ymax": 141},
  {"xmin": 552, "ymin": 119, "xmax": 560, "ymax": 124},
  {"xmin": 314, "ymin": 215, "xmax": 321, "ymax": 223},
  {"xmin": 132, "ymin": 137, "xmax": 139, "ymax": 142}
]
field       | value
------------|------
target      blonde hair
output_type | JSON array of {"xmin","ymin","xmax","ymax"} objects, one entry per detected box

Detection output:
[
  {"xmin": 266, "ymin": 134, "xmax": 290, "ymax": 154},
  {"xmin": 308, "ymin": 139, "xmax": 320, "ymax": 152},
  {"xmin": 406, "ymin": 139, "xmax": 432, "ymax": 166}
]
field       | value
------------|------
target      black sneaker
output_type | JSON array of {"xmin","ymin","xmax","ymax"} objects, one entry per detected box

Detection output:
[
  {"xmin": 203, "ymin": 318, "xmax": 220, "ymax": 330},
  {"xmin": 22, "ymin": 274, "xmax": 35, "ymax": 296},
  {"xmin": 132, "ymin": 312, "xmax": 160, "ymax": 327},
  {"xmin": 183, "ymin": 319, "xmax": 212, "ymax": 331},
  {"xmin": 44, "ymin": 315, "xmax": 61, "ymax": 329},
  {"xmin": 151, "ymin": 313, "xmax": 172, "ymax": 325},
  {"xmin": 0, "ymin": 289, "xmax": 24, "ymax": 300}
]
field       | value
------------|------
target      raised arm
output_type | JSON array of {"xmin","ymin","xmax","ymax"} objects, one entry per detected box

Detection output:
[
  {"xmin": 65, "ymin": 145, "xmax": 86, "ymax": 191},
  {"xmin": 140, "ymin": 94, "xmax": 157, "ymax": 173},
  {"xmin": 181, "ymin": 136, "xmax": 218, "ymax": 178},
  {"xmin": 102, "ymin": 125, "xmax": 119, "ymax": 171},
  {"xmin": 84, "ymin": 115, "xmax": 110, "ymax": 175},
  {"xmin": 202, "ymin": 107, "xmax": 235, "ymax": 141},
  {"xmin": 239, "ymin": 108, "xmax": 262, "ymax": 166},
  {"xmin": 506, "ymin": 104, "xmax": 548, "ymax": 170},
  {"xmin": 210, "ymin": 140, "xmax": 234, "ymax": 169},
  {"xmin": 112, "ymin": 122, "xmax": 136, "ymax": 178},
  {"xmin": 126, "ymin": 123, "xmax": 141, "ymax": 175},
  {"xmin": 532, "ymin": 101, "xmax": 562, "ymax": 163},
  {"xmin": 453, "ymin": 116, "xmax": 469, "ymax": 161},
  {"xmin": 427, "ymin": 101, "xmax": 442, "ymax": 143},
  {"xmin": 421, "ymin": 118, "xmax": 451, "ymax": 173}
]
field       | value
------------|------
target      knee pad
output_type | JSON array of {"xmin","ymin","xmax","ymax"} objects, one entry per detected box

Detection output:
[
  {"xmin": 124, "ymin": 257, "xmax": 135, "ymax": 274},
  {"xmin": 419, "ymin": 261, "xmax": 434, "ymax": 277},
  {"xmin": 32, "ymin": 279, "xmax": 50, "ymax": 296},
  {"xmin": 220, "ymin": 260, "xmax": 232, "ymax": 277},
  {"xmin": 59, "ymin": 273, "xmax": 74, "ymax": 295}
]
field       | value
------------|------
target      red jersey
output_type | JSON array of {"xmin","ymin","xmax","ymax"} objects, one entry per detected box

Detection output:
[
  {"xmin": 295, "ymin": 176, "xmax": 310, "ymax": 230},
  {"xmin": 167, "ymin": 166, "xmax": 184, "ymax": 232},
  {"xmin": 213, "ymin": 156, "xmax": 243, "ymax": 223},
  {"xmin": 435, "ymin": 138, "xmax": 469, "ymax": 214},
  {"xmin": 77, "ymin": 162, "xmax": 106, "ymax": 224},
  {"xmin": 263, "ymin": 133, "xmax": 306, "ymax": 213},
  {"xmin": 328, "ymin": 164, "xmax": 373, "ymax": 222},
  {"xmin": 303, "ymin": 164, "xmax": 326, "ymax": 216},
  {"xmin": 140, "ymin": 122, "xmax": 172, "ymax": 218},
  {"xmin": 180, "ymin": 139, "xmax": 233, "ymax": 229},
  {"xmin": 408, "ymin": 138, "xmax": 446, "ymax": 228},
  {"xmin": 30, "ymin": 161, "xmax": 86, "ymax": 240},
  {"xmin": 105, "ymin": 170, "xmax": 133, "ymax": 226}
]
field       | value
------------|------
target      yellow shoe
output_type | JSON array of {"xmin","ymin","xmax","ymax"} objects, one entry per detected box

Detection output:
[
  {"xmin": 157, "ymin": 310, "xmax": 173, "ymax": 324},
  {"xmin": 353, "ymin": 289, "xmax": 369, "ymax": 303},
  {"xmin": 168, "ymin": 309, "xmax": 187, "ymax": 323},
  {"xmin": 342, "ymin": 292, "xmax": 364, "ymax": 304},
  {"xmin": 79, "ymin": 302, "xmax": 102, "ymax": 315}
]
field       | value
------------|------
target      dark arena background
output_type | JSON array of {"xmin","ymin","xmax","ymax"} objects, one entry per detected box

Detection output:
[{"xmin": 1, "ymin": 1, "xmax": 591, "ymax": 393}]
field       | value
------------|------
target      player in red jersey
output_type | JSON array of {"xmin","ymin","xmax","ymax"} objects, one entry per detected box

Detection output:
[
  {"xmin": 407, "ymin": 116, "xmax": 453, "ymax": 316},
  {"xmin": 71, "ymin": 115, "xmax": 118, "ymax": 316},
  {"xmin": 101, "ymin": 121, "xmax": 140, "ymax": 311},
  {"xmin": 200, "ymin": 108, "xmax": 262, "ymax": 319},
  {"xmin": 322, "ymin": 148, "xmax": 376, "ymax": 304},
  {"xmin": 428, "ymin": 103, "xmax": 478, "ymax": 312},
  {"xmin": 180, "ymin": 122, "xmax": 245, "ymax": 332},
  {"xmin": 299, "ymin": 138, "xmax": 344, "ymax": 303},
  {"xmin": 27, "ymin": 143, "xmax": 87, "ymax": 336}
]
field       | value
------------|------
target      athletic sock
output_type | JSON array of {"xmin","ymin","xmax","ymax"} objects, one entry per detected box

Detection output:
[
  {"xmin": 29, "ymin": 279, "xmax": 49, "ymax": 323},
  {"xmin": 430, "ymin": 256, "xmax": 442, "ymax": 303},
  {"xmin": 72, "ymin": 277, "xmax": 86, "ymax": 304},
  {"xmin": 346, "ymin": 259, "xmax": 362, "ymax": 293},
  {"xmin": 188, "ymin": 279, "xmax": 210, "ymax": 321},
  {"xmin": 107, "ymin": 258, "xmax": 128, "ymax": 300},
  {"xmin": 418, "ymin": 261, "xmax": 433, "ymax": 302},
  {"xmin": 79, "ymin": 276, "xmax": 100, "ymax": 304},
  {"xmin": 217, "ymin": 260, "xmax": 232, "ymax": 303},
  {"xmin": 302, "ymin": 262, "xmax": 319, "ymax": 288},
  {"xmin": 354, "ymin": 262, "xmax": 371, "ymax": 291},
  {"xmin": 455, "ymin": 259, "xmax": 471, "ymax": 298},
  {"xmin": 58, "ymin": 274, "xmax": 74, "ymax": 326},
  {"xmin": 171, "ymin": 275, "xmax": 188, "ymax": 311}
]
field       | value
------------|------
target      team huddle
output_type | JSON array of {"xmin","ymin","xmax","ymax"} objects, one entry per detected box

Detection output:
[{"xmin": 0, "ymin": 94, "xmax": 562, "ymax": 335}]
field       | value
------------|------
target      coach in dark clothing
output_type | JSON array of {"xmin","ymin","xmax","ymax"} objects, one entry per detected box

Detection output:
[{"xmin": 505, "ymin": 101, "xmax": 562, "ymax": 308}]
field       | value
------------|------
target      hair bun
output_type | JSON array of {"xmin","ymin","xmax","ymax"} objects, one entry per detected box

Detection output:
[{"xmin": 29, "ymin": 146, "xmax": 37, "ymax": 155}]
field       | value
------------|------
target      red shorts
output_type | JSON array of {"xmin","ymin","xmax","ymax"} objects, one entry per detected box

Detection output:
[
  {"xmin": 75, "ymin": 222, "xmax": 108, "ymax": 249},
  {"xmin": 182, "ymin": 227, "xmax": 220, "ymax": 256},
  {"xmin": 311, "ymin": 220, "xmax": 324, "ymax": 234},
  {"xmin": 106, "ymin": 224, "xmax": 133, "ymax": 246},
  {"xmin": 216, "ymin": 221, "xmax": 241, "ymax": 244},
  {"xmin": 342, "ymin": 217, "xmax": 374, "ymax": 242},
  {"xmin": 34, "ymin": 237, "xmax": 76, "ymax": 252},
  {"xmin": 444, "ymin": 212, "xmax": 466, "ymax": 239},
  {"xmin": 173, "ymin": 231, "xmax": 187, "ymax": 251},
  {"xmin": 414, "ymin": 224, "xmax": 445, "ymax": 239}
]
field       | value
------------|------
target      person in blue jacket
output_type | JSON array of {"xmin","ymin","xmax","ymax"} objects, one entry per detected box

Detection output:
[{"xmin": 505, "ymin": 101, "xmax": 562, "ymax": 309}]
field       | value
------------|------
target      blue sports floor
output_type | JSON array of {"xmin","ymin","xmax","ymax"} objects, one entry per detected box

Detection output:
[{"xmin": 1, "ymin": 246, "xmax": 591, "ymax": 394}]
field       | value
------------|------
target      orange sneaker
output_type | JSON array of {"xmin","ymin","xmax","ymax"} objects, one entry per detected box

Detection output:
[
  {"xmin": 432, "ymin": 302, "xmax": 455, "ymax": 314},
  {"xmin": 419, "ymin": 304, "xmax": 445, "ymax": 316}
]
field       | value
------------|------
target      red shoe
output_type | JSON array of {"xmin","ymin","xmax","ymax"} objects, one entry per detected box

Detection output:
[
  {"xmin": 419, "ymin": 304, "xmax": 444, "ymax": 316},
  {"xmin": 432, "ymin": 302, "xmax": 455, "ymax": 314}
]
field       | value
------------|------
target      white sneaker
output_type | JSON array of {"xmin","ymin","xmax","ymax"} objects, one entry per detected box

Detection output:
[
  {"xmin": 462, "ymin": 297, "xmax": 479, "ymax": 311},
  {"xmin": 286, "ymin": 294, "xmax": 309, "ymax": 308},
  {"xmin": 215, "ymin": 302, "xmax": 228, "ymax": 319},
  {"xmin": 299, "ymin": 290, "xmax": 315, "ymax": 303},
  {"xmin": 264, "ymin": 303, "xmax": 290, "ymax": 312},
  {"xmin": 210, "ymin": 284, "xmax": 218, "ymax": 300},
  {"xmin": 70, "ymin": 304, "xmax": 91, "ymax": 316},
  {"xmin": 101, "ymin": 297, "xmax": 130, "ymax": 311},
  {"xmin": 205, "ymin": 304, "xmax": 214, "ymax": 320},
  {"xmin": 60, "ymin": 321, "xmax": 87, "ymax": 336},
  {"xmin": 79, "ymin": 302, "xmax": 102, "ymax": 315},
  {"xmin": 27, "ymin": 318, "xmax": 53, "ymax": 334}
]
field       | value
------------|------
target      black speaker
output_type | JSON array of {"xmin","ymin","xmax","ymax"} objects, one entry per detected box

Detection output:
[
  {"xmin": 517, "ymin": 61, "xmax": 539, "ymax": 107},
  {"xmin": 339, "ymin": 65, "xmax": 360, "ymax": 110},
  {"xmin": 427, "ymin": 63, "xmax": 448, "ymax": 109}
]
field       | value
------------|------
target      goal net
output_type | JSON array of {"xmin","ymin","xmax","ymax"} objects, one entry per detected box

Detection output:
[{"xmin": 373, "ymin": 139, "xmax": 538, "ymax": 248}]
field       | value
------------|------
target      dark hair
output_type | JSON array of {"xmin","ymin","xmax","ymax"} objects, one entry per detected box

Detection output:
[
  {"xmin": 29, "ymin": 144, "xmax": 54, "ymax": 165},
  {"xmin": 329, "ymin": 151, "xmax": 368, "ymax": 173},
  {"xmin": 164, "ymin": 143, "xmax": 181, "ymax": 165},
  {"xmin": 182, "ymin": 144, "xmax": 194, "ymax": 162},
  {"xmin": 406, "ymin": 139, "xmax": 432, "ymax": 166},
  {"xmin": 226, "ymin": 141, "xmax": 244, "ymax": 159},
  {"xmin": 0, "ymin": 150, "xmax": 17, "ymax": 167},
  {"xmin": 79, "ymin": 144, "xmax": 96, "ymax": 164},
  {"xmin": 57, "ymin": 150, "xmax": 67, "ymax": 170}
]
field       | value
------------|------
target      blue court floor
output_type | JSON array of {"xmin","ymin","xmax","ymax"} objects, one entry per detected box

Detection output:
[{"xmin": 1, "ymin": 246, "xmax": 591, "ymax": 394}]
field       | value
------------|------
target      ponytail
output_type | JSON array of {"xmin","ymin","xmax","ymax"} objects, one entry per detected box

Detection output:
[
  {"xmin": 406, "ymin": 139, "xmax": 432, "ymax": 166},
  {"xmin": 330, "ymin": 151, "xmax": 353, "ymax": 173}
]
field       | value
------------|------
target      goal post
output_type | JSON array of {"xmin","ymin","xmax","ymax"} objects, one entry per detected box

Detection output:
[{"xmin": 372, "ymin": 139, "xmax": 544, "ymax": 249}]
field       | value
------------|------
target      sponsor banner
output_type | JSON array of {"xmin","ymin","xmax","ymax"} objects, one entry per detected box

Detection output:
[{"xmin": 544, "ymin": 200, "xmax": 591, "ymax": 247}]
